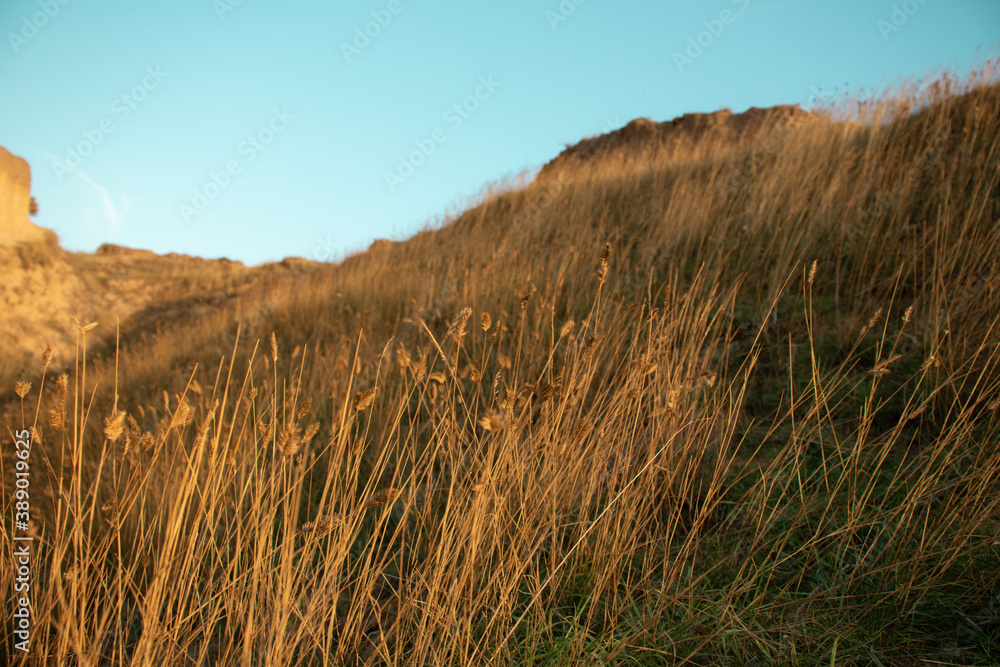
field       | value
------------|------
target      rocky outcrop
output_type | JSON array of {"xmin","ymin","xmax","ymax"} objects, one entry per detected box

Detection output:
[
  {"xmin": 0, "ymin": 146, "xmax": 77, "ymax": 371},
  {"xmin": 0, "ymin": 146, "xmax": 49, "ymax": 246}
]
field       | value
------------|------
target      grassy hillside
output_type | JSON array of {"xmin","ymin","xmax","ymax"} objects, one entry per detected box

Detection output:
[{"xmin": 3, "ymin": 67, "xmax": 1000, "ymax": 665}]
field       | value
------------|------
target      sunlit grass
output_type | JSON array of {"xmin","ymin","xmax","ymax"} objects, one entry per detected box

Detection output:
[{"xmin": 2, "ymin": 64, "xmax": 1000, "ymax": 665}]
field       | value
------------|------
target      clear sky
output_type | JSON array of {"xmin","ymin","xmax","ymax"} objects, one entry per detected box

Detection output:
[{"xmin": 1, "ymin": 0, "xmax": 997, "ymax": 265}]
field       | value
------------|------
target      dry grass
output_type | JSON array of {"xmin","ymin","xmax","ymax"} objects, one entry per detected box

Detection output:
[{"xmin": 3, "ymin": 65, "xmax": 1000, "ymax": 665}]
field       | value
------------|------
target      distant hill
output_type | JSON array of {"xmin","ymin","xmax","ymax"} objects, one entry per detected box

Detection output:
[{"xmin": 0, "ymin": 148, "xmax": 319, "ymax": 379}]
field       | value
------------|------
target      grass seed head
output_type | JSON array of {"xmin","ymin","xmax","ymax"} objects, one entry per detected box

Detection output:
[
  {"xmin": 907, "ymin": 403, "xmax": 928, "ymax": 421},
  {"xmin": 354, "ymin": 388, "xmax": 376, "ymax": 412},
  {"xmin": 363, "ymin": 488, "xmax": 398, "ymax": 510},
  {"xmin": 415, "ymin": 348, "xmax": 428, "ymax": 381},
  {"xmin": 447, "ymin": 307, "xmax": 473, "ymax": 342},
  {"xmin": 498, "ymin": 353, "xmax": 512, "ymax": 370},
  {"xmin": 598, "ymin": 242, "xmax": 612, "ymax": 283},
  {"xmin": 519, "ymin": 286, "xmax": 536, "ymax": 311},
  {"xmin": 499, "ymin": 387, "xmax": 516, "ymax": 411},
  {"xmin": 872, "ymin": 354, "xmax": 902, "ymax": 378},
  {"xmin": 864, "ymin": 308, "xmax": 884, "ymax": 335},
  {"xmin": 582, "ymin": 334, "xmax": 598, "ymax": 364},
  {"xmin": 194, "ymin": 403, "xmax": 217, "ymax": 452},
  {"xmin": 302, "ymin": 422, "xmax": 320, "ymax": 444},
  {"xmin": 15, "ymin": 380, "xmax": 31, "ymax": 399},
  {"xmin": 397, "ymin": 342, "xmax": 412, "ymax": 374},
  {"xmin": 479, "ymin": 410, "xmax": 505, "ymax": 432},
  {"xmin": 277, "ymin": 423, "xmax": 302, "ymax": 457},
  {"xmin": 302, "ymin": 514, "xmax": 342, "ymax": 536},
  {"xmin": 169, "ymin": 398, "xmax": 195, "ymax": 430},
  {"xmin": 105, "ymin": 411, "xmax": 127, "ymax": 442},
  {"xmin": 49, "ymin": 406, "xmax": 66, "ymax": 431}
]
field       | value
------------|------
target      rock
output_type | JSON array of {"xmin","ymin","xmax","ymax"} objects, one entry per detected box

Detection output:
[{"xmin": 0, "ymin": 146, "xmax": 51, "ymax": 246}]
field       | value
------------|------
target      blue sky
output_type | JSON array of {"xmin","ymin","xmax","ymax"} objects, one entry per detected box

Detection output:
[{"xmin": 1, "ymin": 0, "xmax": 997, "ymax": 265}]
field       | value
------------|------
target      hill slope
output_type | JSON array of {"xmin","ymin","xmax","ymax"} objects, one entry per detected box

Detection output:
[{"xmin": 2, "ymin": 71, "xmax": 1000, "ymax": 665}]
